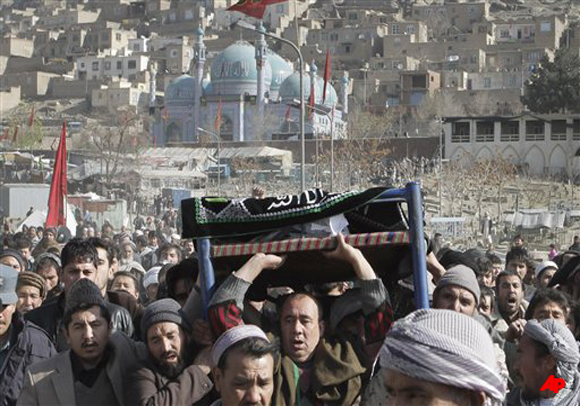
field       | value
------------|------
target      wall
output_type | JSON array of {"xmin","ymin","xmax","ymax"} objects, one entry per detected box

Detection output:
[{"xmin": 0, "ymin": 86, "xmax": 21, "ymax": 113}]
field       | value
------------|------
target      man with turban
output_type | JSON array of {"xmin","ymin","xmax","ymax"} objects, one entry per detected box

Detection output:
[
  {"xmin": 379, "ymin": 308, "xmax": 506, "ymax": 406},
  {"xmin": 508, "ymin": 318, "xmax": 580, "ymax": 405}
]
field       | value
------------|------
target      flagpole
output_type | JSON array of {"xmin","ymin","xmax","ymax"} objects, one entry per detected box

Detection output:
[{"xmin": 233, "ymin": 21, "xmax": 306, "ymax": 192}]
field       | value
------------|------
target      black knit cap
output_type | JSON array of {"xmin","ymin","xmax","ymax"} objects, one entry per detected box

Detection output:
[
  {"xmin": 141, "ymin": 298, "xmax": 191, "ymax": 339},
  {"xmin": 64, "ymin": 278, "xmax": 106, "ymax": 319}
]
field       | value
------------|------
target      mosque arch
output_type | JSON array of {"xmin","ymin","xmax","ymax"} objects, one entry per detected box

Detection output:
[
  {"xmin": 166, "ymin": 122, "xmax": 181, "ymax": 144},
  {"xmin": 548, "ymin": 145, "xmax": 567, "ymax": 174},
  {"xmin": 450, "ymin": 147, "xmax": 470, "ymax": 167},
  {"xmin": 502, "ymin": 146, "xmax": 520, "ymax": 164},
  {"xmin": 476, "ymin": 146, "xmax": 493, "ymax": 161},
  {"xmin": 523, "ymin": 146, "xmax": 546, "ymax": 176},
  {"xmin": 219, "ymin": 115, "xmax": 234, "ymax": 142}
]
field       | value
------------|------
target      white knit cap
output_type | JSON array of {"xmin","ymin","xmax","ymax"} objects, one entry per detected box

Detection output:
[
  {"xmin": 211, "ymin": 324, "xmax": 269, "ymax": 367},
  {"xmin": 534, "ymin": 260, "xmax": 558, "ymax": 278},
  {"xmin": 142, "ymin": 266, "xmax": 161, "ymax": 289}
]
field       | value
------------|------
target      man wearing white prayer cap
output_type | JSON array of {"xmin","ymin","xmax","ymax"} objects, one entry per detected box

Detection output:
[
  {"xmin": 210, "ymin": 325, "xmax": 278, "ymax": 406},
  {"xmin": 508, "ymin": 318, "xmax": 580, "ymax": 406},
  {"xmin": 379, "ymin": 308, "xmax": 506, "ymax": 406}
]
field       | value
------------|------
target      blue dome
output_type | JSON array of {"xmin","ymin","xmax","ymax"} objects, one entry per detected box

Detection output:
[
  {"xmin": 279, "ymin": 72, "xmax": 338, "ymax": 107},
  {"xmin": 165, "ymin": 74, "xmax": 195, "ymax": 106},
  {"xmin": 209, "ymin": 41, "xmax": 272, "ymax": 96},
  {"xmin": 266, "ymin": 50, "xmax": 293, "ymax": 96}
]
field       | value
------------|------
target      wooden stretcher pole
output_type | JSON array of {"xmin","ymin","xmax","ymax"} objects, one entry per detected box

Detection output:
[
  {"xmin": 197, "ymin": 237, "xmax": 216, "ymax": 319},
  {"xmin": 405, "ymin": 182, "xmax": 430, "ymax": 309}
]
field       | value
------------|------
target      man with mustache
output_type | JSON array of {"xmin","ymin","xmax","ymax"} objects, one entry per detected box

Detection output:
[
  {"xmin": 208, "ymin": 233, "xmax": 393, "ymax": 405},
  {"xmin": 124, "ymin": 298, "xmax": 213, "ymax": 405},
  {"xmin": 490, "ymin": 271, "xmax": 527, "ymax": 336},
  {"xmin": 18, "ymin": 279, "xmax": 147, "ymax": 406}
]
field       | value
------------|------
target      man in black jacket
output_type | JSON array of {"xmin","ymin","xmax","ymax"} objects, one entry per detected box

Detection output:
[
  {"xmin": 26, "ymin": 238, "xmax": 134, "ymax": 351},
  {"xmin": 0, "ymin": 264, "xmax": 56, "ymax": 405}
]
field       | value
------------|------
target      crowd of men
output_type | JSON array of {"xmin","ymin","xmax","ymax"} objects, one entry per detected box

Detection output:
[{"xmin": 0, "ymin": 211, "xmax": 579, "ymax": 405}]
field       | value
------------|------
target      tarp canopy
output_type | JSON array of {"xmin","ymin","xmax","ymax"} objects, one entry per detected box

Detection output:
[
  {"xmin": 505, "ymin": 210, "xmax": 566, "ymax": 229},
  {"xmin": 16, "ymin": 204, "xmax": 78, "ymax": 234}
]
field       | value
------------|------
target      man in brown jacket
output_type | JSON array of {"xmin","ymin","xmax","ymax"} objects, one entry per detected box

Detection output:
[
  {"xmin": 208, "ymin": 234, "xmax": 393, "ymax": 406},
  {"xmin": 124, "ymin": 298, "xmax": 213, "ymax": 406}
]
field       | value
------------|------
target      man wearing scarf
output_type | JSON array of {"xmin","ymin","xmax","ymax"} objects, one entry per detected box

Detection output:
[
  {"xmin": 508, "ymin": 319, "xmax": 580, "ymax": 406},
  {"xmin": 379, "ymin": 308, "xmax": 506, "ymax": 406}
]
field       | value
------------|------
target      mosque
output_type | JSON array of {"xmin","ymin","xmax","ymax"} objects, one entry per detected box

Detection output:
[{"xmin": 150, "ymin": 26, "xmax": 350, "ymax": 145}]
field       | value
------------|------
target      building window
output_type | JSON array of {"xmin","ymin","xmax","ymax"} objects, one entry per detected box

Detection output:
[
  {"xmin": 80, "ymin": 62, "xmax": 85, "ymax": 68},
  {"xmin": 574, "ymin": 119, "xmax": 580, "ymax": 140},
  {"xmin": 169, "ymin": 13, "xmax": 176, "ymax": 22},
  {"xmin": 101, "ymin": 33, "xmax": 109, "ymax": 41},
  {"xmin": 116, "ymin": 33, "xmax": 121, "ymax": 41},
  {"xmin": 484, "ymin": 77, "xmax": 491, "ymax": 88},
  {"xmin": 392, "ymin": 24, "xmax": 399, "ymax": 35},
  {"xmin": 406, "ymin": 25, "xmax": 415, "ymax": 34},
  {"xmin": 540, "ymin": 22, "xmax": 551, "ymax": 32},
  {"xmin": 92, "ymin": 61, "xmax": 99, "ymax": 70},
  {"xmin": 345, "ymin": 45, "xmax": 351, "ymax": 53},
  {"xmin": 475, "ymin": 121, "xmax": 494, "ymax": 142},
  {"xmin": 104, "ymin": 61, "xmax": 111, "ymax": 70},
  {"xmin": 171, "ymin": 49, "xmax": 178, "ymax": 57},
  {"xmin": 528, "ymin": 51, "xmax": 540, "ymax": 62},
  {"xmin": 551, "ymin": 120, "xmax": 567, "ymax": 141},
  {"xmin": 525, "ymin": 120, "xmax": 545, "ymax": 141},
  {"xmin": 501, "ymin": 121, "xmax": 519, "ymax": 141},
  {"xmin": 185, "ymin": 9, "xmax": 194, "ymax": 20},
  {"xmin": 470, "ymin": 54, "xmax": 477, "ymax": 63},
  {"xmin": 412, "ymin": 75, "xmax": 427, "ymax": 88},
  {"xmin": 117, "ymin": 61, "xmax": 122, "ymax": 69},
  {"xmin": 321, "ymin": 33, "xmax": 328, "ymax": 41},
  {"xmin": 500, "ymin": 29, "xmax": 510, "ymax": 38},
  {"xmin": 451, "ymin": 122, "xmax": 470, "ymax": 143},
  {"xmin": 508, "ymin": 75, "xmax": 517, "ymax": 87},
  {"xmin": 128, "ymin": 60, "xmax": 137, "ymax": 69},
  {"xmin": 133, "ymin": 43, "xmax": 140, "ymax": 51},
  {"xmin": 349, "ymin": 12, "xmax": 357, "ymax": 20},
  {"xmin": 276, "ymin": 4, "xmax": 284, "ymax": 12}
]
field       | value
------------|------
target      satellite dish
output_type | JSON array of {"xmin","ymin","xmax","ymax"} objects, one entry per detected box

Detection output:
[{"xmin": 446, "ymin": 55, "xmax": 460, "ymax": 62}]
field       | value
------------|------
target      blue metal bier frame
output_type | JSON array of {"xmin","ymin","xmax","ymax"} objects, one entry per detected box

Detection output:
[{"xmin": 196, "ymin": 181, "xmax": 430, "ymax": 318}]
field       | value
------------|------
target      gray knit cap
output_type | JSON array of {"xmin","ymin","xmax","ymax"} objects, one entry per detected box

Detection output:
[
  {"xmin": 64, "ymin": 279, "xmax": 106, "ymax": 319},
  {"xmin": 434, "ymin": 264, "xmax": 481, "ymax": 305},
  {"xmin": 141, "ymin": 298, "xmax": 191, "ymax": 339}
]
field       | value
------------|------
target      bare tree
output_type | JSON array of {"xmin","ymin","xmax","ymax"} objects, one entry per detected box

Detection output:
[{"xmin": 82, "ymin": 107, "xmax": 143, "ymax": 185}]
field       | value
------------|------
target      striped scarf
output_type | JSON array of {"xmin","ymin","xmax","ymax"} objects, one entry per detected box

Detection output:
[{"xmin": 379, "ymin": 309, "xmax": 506, "ymax": 405}]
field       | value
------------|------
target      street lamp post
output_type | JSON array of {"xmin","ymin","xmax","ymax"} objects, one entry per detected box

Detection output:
[
  {"xmin": 233, "ymin": 20, "xmax": 306, "ymax": 192},
  {"xmin": 292, "ymin": 100, "xmax": 334, "ymax": 191},
  {"xmin": 197, "ymin": 127, "xmax": 221, "ymax": 196}
]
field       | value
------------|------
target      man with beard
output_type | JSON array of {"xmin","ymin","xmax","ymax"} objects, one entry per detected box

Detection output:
[
  {"xmin": 18, "ymin": 279, "xmax": 147, "ymax": 406},
  {"xmin": 124, "ymin": 298, "xmax": 213, "ymax": 405},
  {"xmin": 508, "ymin": 319, "xmax": 580, "ymax": 405},
  {"xmin": 490, "ymin": 271, "xmax": 527, "ymax": 336},
  {"xmin": 208, "ymin": 234, "xmax": 393, "ymax": 405}
]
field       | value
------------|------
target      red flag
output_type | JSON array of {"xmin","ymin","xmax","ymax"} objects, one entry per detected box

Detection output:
[
  {"xmin": 28, "ymin": 105, "xmax": 35, "ymax": 127},
  {"xmin": 12, "ymin": 125, "xmax": 18, "ymax": 143},
  {"xmin": 46, "ymin": 123, "xmax": 68, "ymax": 228},
  {"xmin": 228, "ymin": 0, "xmax": 287, "ymax": 19},
  {"xmin": 214, "ymin": 99, "xmax": 222, "ymax": 133},
  {"xmin": 285, "ymin": 106, "xmax": 291, "ymax": 121},
  {"xmin": 1, "ymin": 126, "xmax": 8, "ymax": 141},
  {"xmin": 308, "ymin": 79, "xmax": 315, "ymax": 119},
  {"xmin": 323, "ymin": 50, "xmax": 331, "ymax": 103}
]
